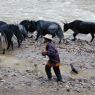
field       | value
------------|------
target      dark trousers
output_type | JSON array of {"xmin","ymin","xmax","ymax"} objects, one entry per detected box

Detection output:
[{"xmin": 45, "ymin": 64, "xmax": 62, "ymax": 81}]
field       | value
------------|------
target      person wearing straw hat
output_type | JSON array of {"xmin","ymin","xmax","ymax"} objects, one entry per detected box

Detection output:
[{"xmin": 42, "ymin": 34, "xmax": 62, "ymax": 82}]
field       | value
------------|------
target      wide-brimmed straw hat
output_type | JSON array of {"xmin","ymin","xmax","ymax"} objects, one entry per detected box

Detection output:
[{"xmin": 43, "ymin": 34, "xmax": 53, "ymax": 40}]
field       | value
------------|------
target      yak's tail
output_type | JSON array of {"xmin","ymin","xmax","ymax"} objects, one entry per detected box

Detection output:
[{"xmin": 56, "ymin": 26, "xmax": 64, "ymax": 43}]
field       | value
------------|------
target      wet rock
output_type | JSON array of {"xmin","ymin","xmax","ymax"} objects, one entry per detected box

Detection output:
[
  {"xmin": 25, "ymin": 82, "xmax": 32, "ymax": 87},
  {"xmin": 26, "ymin": 70, "xmax": 32, "ymax": 73},
  {"xmin": 81, "ymin": 78, "xmax": 90, "ymax": 83},
  {"xmin": 65, "ymin": 85, "xmax": 70, "ymax": 92},
  {"xmin": 0, "ymin": 77, "xmax": 5, "ymax": 82},
  {"xmin": 34, "ymin": 63, "xmax": 38, "ymax": 68},
  {"xmin": 91, "ymin": 80, "xmax": 95, "ymax": 86},
  {"xmin": 3, "ymin": 74, "xmax": 8, "ymax": 77},
  {"xmin": 82, "ymin": 83, "xmax": 91, "ymax": 89},
  {"xmin": 11, "ymin": 74, "xmax": 17, "ymax": 77},
  {"xmin": 73, "ymin": 87, "xmax": 80, "ymax": 93},
  {"xmin": 58, "ymin": 84, "xmax": 63, "ymax": 88}
]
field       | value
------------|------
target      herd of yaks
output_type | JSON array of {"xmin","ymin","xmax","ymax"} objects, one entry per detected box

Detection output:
[{"xmin": 0, "ymin": 19, "xmax": 95, "ymax": 54}]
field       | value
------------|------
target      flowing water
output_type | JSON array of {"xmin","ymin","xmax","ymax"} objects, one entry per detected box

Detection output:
[
  {"xmin": 0, "ymin": 0, "xmax": 95, "ymax": 22},
  {"xmin": 0, "ymin": 0, "xmax": 95, "ymax": 39}
]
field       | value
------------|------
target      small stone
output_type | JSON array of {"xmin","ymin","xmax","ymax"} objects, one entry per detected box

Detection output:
[
  {"xmin": 26, "ymin": 70, "xmax": 32, "ymax": 73},
  {"xmin": 11, "ymin": 74, "xmax": 17, "ymax": 77},
  {"xmin": 56, "ymin": 88, "xmax": 59, "ymax": 91},
  {"xmin": 25, "ymin": 82, "xmax": 31, "ymax": 87},
  {"xmin": 16, "ymin": 63, "xmax": 20, "ymax": 65},
  {"xmin": 0, "ymin": 78, "xmax": 5, "ymax": 82},
  {"xmin": 0, "ymin": 77, "xmax": 3, "ymax": 80},
  {"xmin": 65, "ymin": 85, "xmax": 70, "ymax": 92},
  {"xmin": 34, "ymin": 63, "xmax": 38, "ymax": 67},
  {"xmin": 73, "ymin": 87, "xmax": 80, "ymax": 93}
]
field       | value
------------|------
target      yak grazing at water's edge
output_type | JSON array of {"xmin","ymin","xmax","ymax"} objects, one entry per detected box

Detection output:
[{"xmin": 62, "ymin": 20, "xmax": 95, "ymax": 42}]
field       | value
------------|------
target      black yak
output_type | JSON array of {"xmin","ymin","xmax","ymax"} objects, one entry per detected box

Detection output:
[
  {"xmin": 0, "ymin": 24, "xmax": 23, "ymax": 50},
  {"xmin": 63, "ymin": 20, "xmax": 95, "ymax": 42},
  {"xmin": 0, "ymin": 21, "xmax": 7, "ymax": 26},
  {"xmin": 29, "ymin": 20, "xmax": 64, "ymax": 43},
  {"xmin": 0, "ymin": 25, "xmax": 13, "ymax": 50},
  {"xmin": 20, "ymin": 20, "xmax": 31, "ymax": 32},
  {"xmin": 18, "ymin": 24, "xmax": 28, "ymax": 40}
]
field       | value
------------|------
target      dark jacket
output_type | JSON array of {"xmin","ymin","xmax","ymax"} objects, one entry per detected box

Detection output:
[{"xmin": 46, "ymin": 42, "xmax": 60, "ymax": 64}]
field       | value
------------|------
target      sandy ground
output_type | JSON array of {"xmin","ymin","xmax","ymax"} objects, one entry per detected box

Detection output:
[{"xmin": 0, "ymin": 0, "xmax": 95, "ymax": 95}]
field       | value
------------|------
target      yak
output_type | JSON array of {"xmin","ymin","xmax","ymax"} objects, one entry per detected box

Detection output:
[
  {"xmin": 63, "ymin": 20, "xmax": 95, "ymax": 42},
  {"xmin": 0, "ymin": 24, "xmax": 24, "ymax": 50},
  {"xmin": 0, "ymin": 21, "xmax": 7, "ymax": 26},
  {"xmin": 29, "ymin": 20, "xmax": 64, "ymax": 43},
  {"xmin": 7, "ymin": 24, "xmax": 24, "ymax": 48},
  {"xmin": 0, "ymin": 25, "xmax": 14, "ymax": 50},
  {"xmin": 20, "ymin": 20, "xmax": 31, "ymax": 32},
  {"xmin": 18, "ymin": 24, "xmax": 28, "ymax": 40}
]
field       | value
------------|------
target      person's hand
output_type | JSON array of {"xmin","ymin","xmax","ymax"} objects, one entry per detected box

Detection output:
[{"xmin": 42, "ymin": 51, "xmax": 47, "ymax": 56}]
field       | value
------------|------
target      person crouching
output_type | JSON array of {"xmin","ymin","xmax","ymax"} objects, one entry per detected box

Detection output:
[{"xmin": 42, "ymin": 34, "xmax": 62, "ymax": 82}]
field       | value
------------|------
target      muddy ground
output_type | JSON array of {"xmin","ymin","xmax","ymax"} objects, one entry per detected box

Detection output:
[
  {"xmin": 0, "ymin": 37, "xmax": 95, "ymax": 95},
  {"xmin": 0, "ymin": 0, "xmax": 95, "ymax": 95}
]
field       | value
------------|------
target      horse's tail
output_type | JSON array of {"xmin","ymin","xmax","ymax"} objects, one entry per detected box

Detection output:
[{"xmin": 0, "ymin": 32, "xmax": 7, "ymax": 54}]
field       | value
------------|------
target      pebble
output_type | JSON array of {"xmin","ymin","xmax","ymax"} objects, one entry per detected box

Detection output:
[
  {"xmin": 26, "ymin": 70, "xmax": 32, "ymax": 73},
  {"xmin": 0, "ymin": 79, "xmax": 5, "ymax": 82},
  {"xmin": 0, "ymin": 77, "xmax": 5, "ymax": 82},
  {"xmin": 65, "ymin": 85, "xmax": 70, "ymax": 92}
]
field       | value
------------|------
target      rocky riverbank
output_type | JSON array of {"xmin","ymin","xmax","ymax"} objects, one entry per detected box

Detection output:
[{"xmin": 0, "ymin": 37, "xmax": 95, "ymax": 95}]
